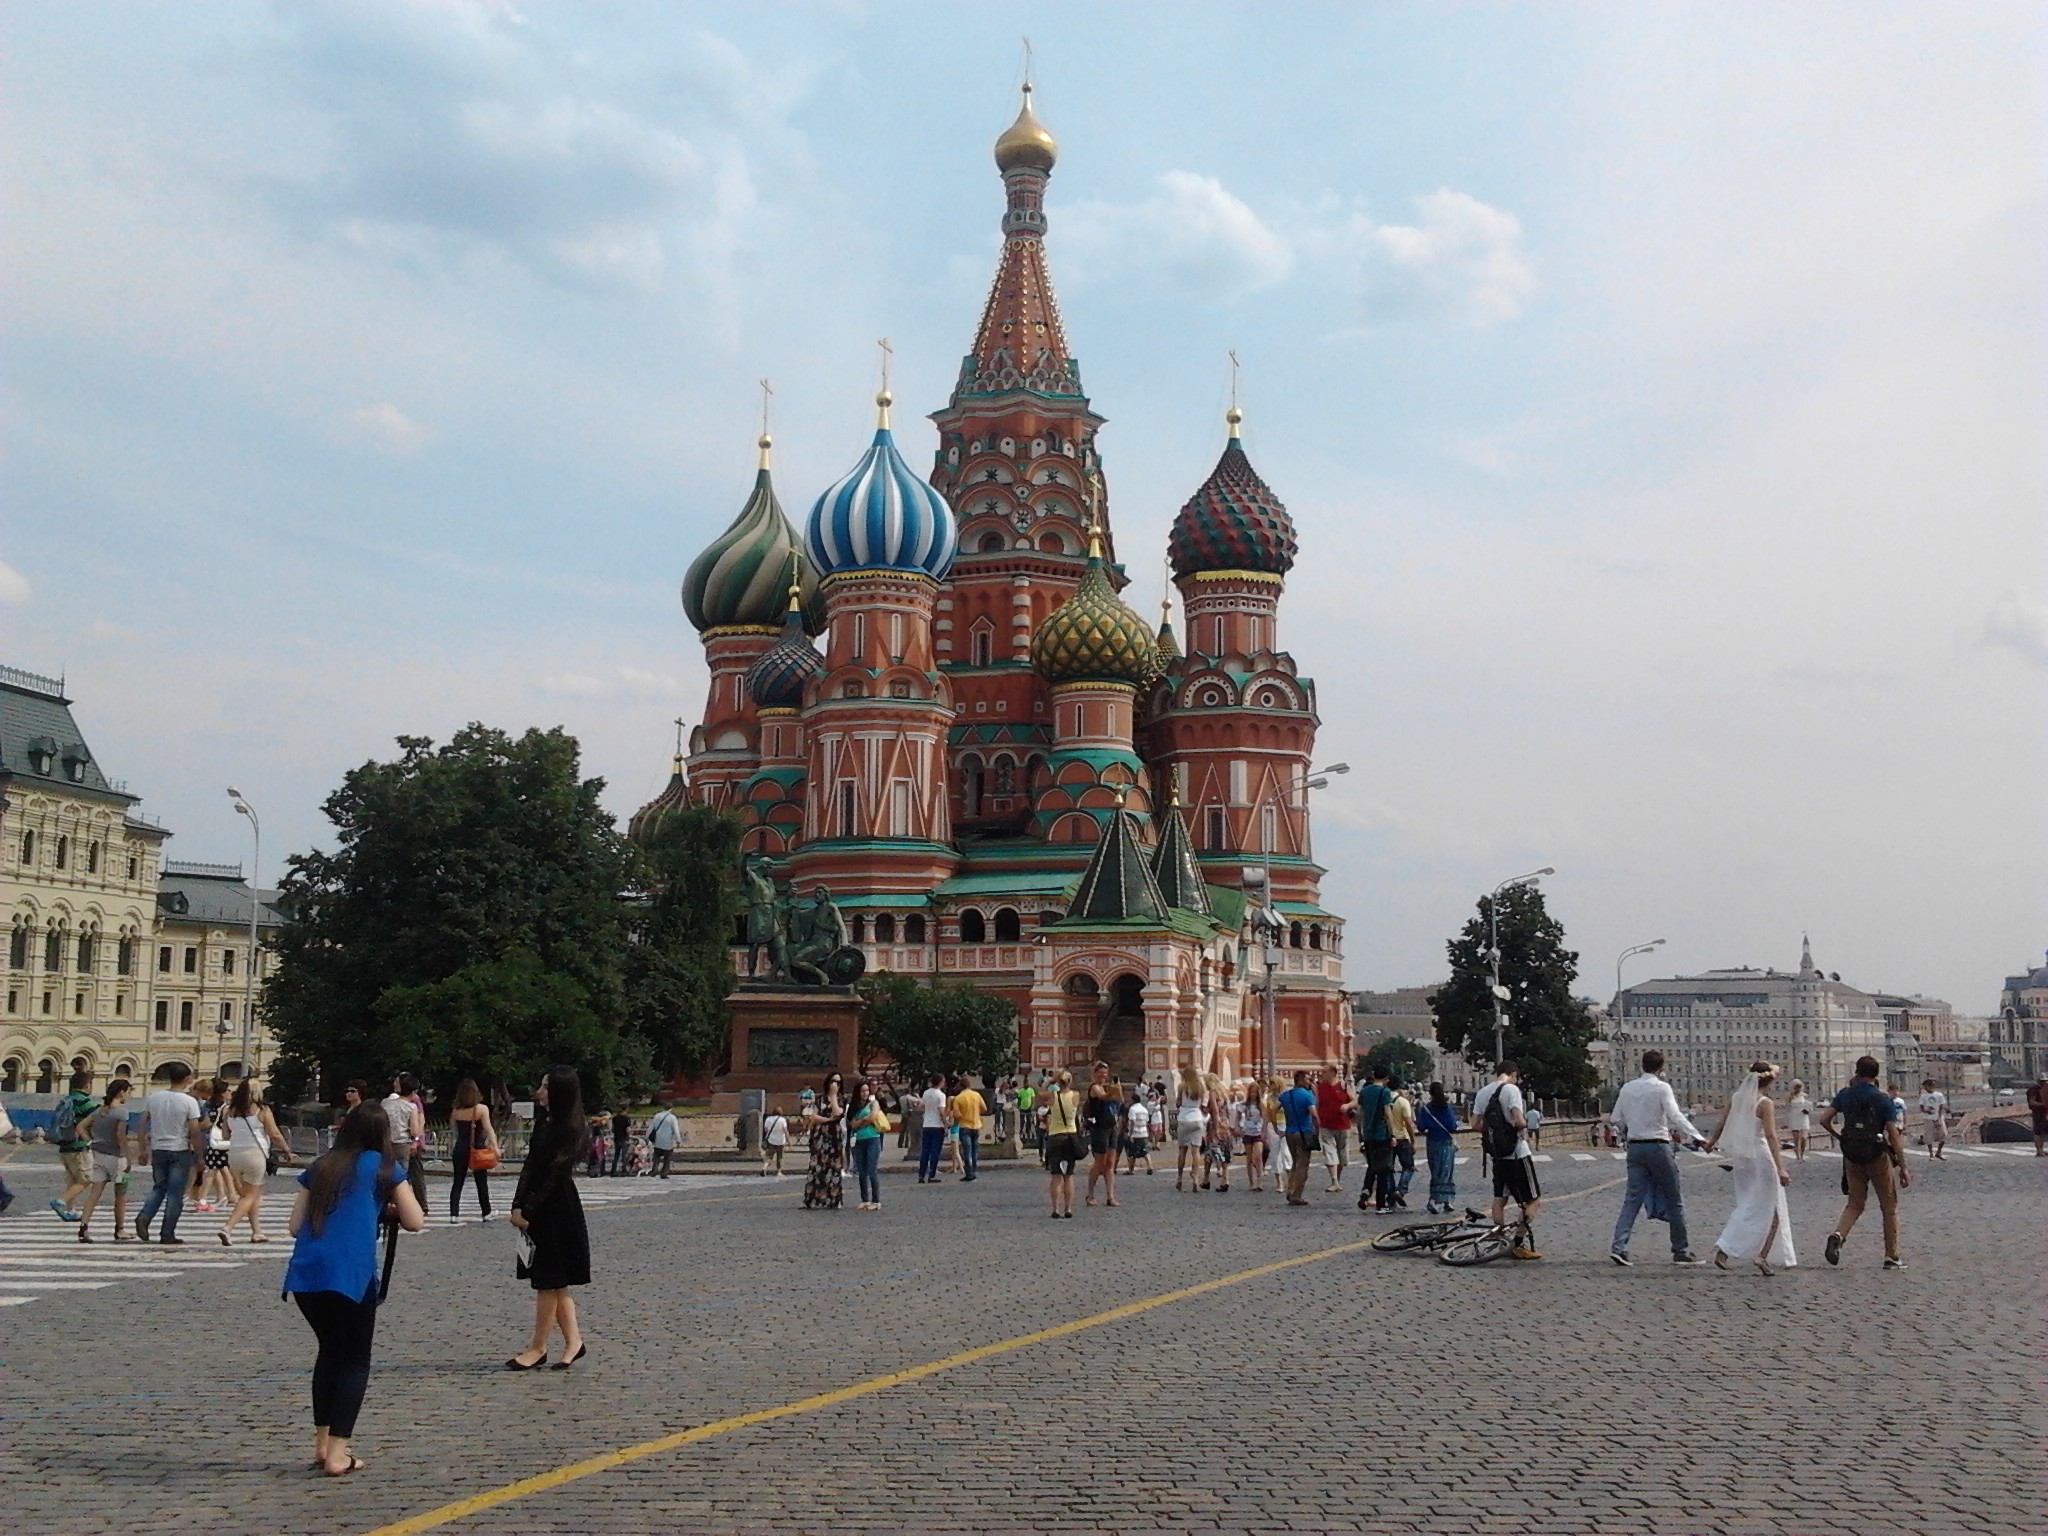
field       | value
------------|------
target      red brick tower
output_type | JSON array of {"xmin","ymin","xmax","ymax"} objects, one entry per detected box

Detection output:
[{"xmin": 929, "ymin": 85, "xmax": 1127, "ymax": 837}]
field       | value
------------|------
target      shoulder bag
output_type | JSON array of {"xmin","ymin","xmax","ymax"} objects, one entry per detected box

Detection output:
[{"xmin": 467, "ymin": 1116, "xmax": 500, "ymax": 1171}]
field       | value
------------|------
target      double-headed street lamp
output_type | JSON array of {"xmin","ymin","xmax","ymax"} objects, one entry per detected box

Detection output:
[
  {"xmin": 1486, "ymin": 866, "xmax": 1553, "ymax": 1067},
  {"xmin": 1611, "ymin": 938, "xmax": 1667, "ymax": 1103},
  {"xmin": 1250, "ymin": 762, "xmax": 1349, "ymax": 1082},
  {"xmin": 226, "ymin": 788, "xmax": 259, "ymax": 1081}
]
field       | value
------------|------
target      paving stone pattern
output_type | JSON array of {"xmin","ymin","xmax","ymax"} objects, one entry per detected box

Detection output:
[{"xmin": 0, "ymin": 1148, "xmax": 2040, "ymax": 1535}]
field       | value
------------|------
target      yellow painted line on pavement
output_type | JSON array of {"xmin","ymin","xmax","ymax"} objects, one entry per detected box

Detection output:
[
  {"xmin": 366, "ymin": 1162, "xmax": 1644, "ymax": 1535},
  {"xmin": 360, "ymin": 1231, "xmax": 1381, "ymax": 1535}
]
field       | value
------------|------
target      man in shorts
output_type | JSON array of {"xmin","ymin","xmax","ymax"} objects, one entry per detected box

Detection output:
[
  {"xmin": 1472, "ymin": 1063, "xmax": 1542, "ymax": 1259},
  {"xmin": 52, "ymin": 1068, "xmax": 99, "ymax": 1220},
  {"xmin": 1314, "ymin": 1065, "xmax": 1355, "ymax": 1193},
  {"xmin": 1915, "ymin": 1079, "xmax": 1947, "ymax": 1160},
  {"xmin": 1121, "ymin": 1088, "xmax": 1153, "ymax": 1175}
]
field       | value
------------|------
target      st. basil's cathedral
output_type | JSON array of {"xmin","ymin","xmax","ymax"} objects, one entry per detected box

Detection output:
[{"xmin": 632, "ymin": 87, "xmax": 1349, "ymax": 1080}]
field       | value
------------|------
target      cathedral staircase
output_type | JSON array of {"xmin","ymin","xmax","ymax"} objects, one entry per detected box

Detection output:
[{"xmin": 1095, "ymin": 1000, "xmax": 1148, "ymax": 1084}]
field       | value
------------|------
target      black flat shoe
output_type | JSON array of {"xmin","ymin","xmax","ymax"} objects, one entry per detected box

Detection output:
[
  {"xmin": 505, "ymin": 1354, "xmax": 547, "ymax": 1371},
  {"xmin": 550, "ymin": 1343, "xmax": 588, "ymax": 1371}
]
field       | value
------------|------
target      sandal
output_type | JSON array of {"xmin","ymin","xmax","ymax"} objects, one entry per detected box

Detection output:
[
  {"xmin": 1713, "ymin": 1251, "xmax": 1730, "ymax": 1271},
  {"xmin": 322, "ymin": 1456, "xmax": 367, "ymax": 1477}
]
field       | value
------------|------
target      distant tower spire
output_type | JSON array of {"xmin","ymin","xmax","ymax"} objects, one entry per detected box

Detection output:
[{"xmin": 1799, "ymin": 933, "xmax": 1817, "ymax": 979}]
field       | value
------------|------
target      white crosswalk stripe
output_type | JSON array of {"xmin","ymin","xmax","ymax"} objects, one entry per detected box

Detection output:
[
  {"xmin": 0, "ymin": 1172, "xmax": 703, "ymax": 1309},
  {"xmin": 1571, "ymin": 1153, "xmax": 1596, "ymax": 1161}
]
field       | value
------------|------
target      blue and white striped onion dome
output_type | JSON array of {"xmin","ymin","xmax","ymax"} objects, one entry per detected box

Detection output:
[{"xmin": 804, "ymin": 395, "xmax": 958, "ymax": 580}]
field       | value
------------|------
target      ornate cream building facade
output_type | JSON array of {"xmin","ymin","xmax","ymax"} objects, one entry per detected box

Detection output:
[{"xmin": 1, "ymin": 665, "xmax": 279, "ymax": 1094}]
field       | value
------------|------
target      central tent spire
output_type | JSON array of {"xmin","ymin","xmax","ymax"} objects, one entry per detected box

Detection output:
[{"xmin": 963, "ymin": 79, "xmax": 1077, "ymax": 399}]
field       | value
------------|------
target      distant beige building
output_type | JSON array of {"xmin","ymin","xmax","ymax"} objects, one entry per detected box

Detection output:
[
  {"xmin": 1, "ymin": 664, "xmax": 280, "ymax": 1095},
  {"xmin": 1993, "ymin": 952, "xmax": 2048, "ymax": 1085},
  {"xmin": 1609, "ymin": 938, "xmax": 1889, "ymax": 1109}
]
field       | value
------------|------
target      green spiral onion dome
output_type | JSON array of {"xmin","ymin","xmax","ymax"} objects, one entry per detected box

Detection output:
[
  {"xmin": 682, "ymin": 438, "xmax": 825, "ymax": 634},
  {"xmin": 1031, "ymin": 527, "xmax": 1160, "ymax": 688}
]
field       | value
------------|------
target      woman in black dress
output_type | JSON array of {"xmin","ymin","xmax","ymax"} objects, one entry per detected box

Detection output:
[{"xmin": 507, "ymin": 1066, "xmax": 591, "ymax": 1371}]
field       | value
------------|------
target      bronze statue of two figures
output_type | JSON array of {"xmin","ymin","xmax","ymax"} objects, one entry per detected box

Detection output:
[{"xmin": 741, "ymin": 855, "xmax": 866, "ymax": 988}]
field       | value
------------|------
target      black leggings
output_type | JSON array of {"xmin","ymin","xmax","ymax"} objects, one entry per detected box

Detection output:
[
  {"xmin": 294, "ymin": 1291, "xmax": 378, "ymax": 1439},
  {"xmin": 450, "ymin": 1166, "xmax": 491, "ymax": 1217}
]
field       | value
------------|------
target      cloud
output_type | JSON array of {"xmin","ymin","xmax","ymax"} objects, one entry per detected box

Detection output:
[
  {"xmin": 0, "ymin": 561, "xmax": 30, "ymax": 605},
  {"xmin": 1060, "ymin": 175, "xmax": 1531, "ymax": 325},
  {"xmin": 248, "ymin": 7, "xmax": 795, "ymax": 298},
  {"xmin": 1061, "ymin": 171, "xmax": 1294, "ymax": 299},
  {"xmin": 537, "ymin": 666, "xmax": 684, "ymax": 700},
  {"xmin": 346, "ymin": 402, "xmax": 433, "ymax": 454},
  {"xmin": 1357, "ymin": 189, "xmax": 1536, "ymax": 325},
  {"xmin": 1984, "ymin": 591, "xmax": 2048, "ymax": 668}
]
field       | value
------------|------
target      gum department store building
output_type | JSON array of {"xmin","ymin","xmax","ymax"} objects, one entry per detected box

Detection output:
[{"xmin": 635, "ymin": 90, "xmax": 1350, "ymax": 1080}]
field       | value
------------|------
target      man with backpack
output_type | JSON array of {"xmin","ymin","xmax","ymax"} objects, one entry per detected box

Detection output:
[
  {"xmin": 1354, "ymin": 1066, "xmax": 1397, "ymax": 1212},
  {"xmin": 1820, "ymin": 1055, "xmax": 1910, "ymax": 1269},
  {"xmin": 1471, "ymin": 1063, "xmax": 1542, "ymax": 1259},
  {"xmin": 50, "ymin": 1068, "xmax": 99, "ymax": 1221}
]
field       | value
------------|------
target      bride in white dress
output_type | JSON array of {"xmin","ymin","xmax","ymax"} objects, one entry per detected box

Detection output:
[{"xmin": 1702, "ymin": 1061, "xmax": 1797, "ymax": 1275}]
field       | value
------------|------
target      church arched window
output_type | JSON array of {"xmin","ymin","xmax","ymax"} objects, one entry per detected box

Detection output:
[
  {"xmin": 904, "ymin": 914, "xmax": 927, "ymax": 943},
  {"xmin": 959, "ymin": 909, "xmax": 987, "ymax": 944},
  {"xmin": 993, "ymin": 908, "xmax": 1021, "ymax": 942},
  {"xmin": 874, "ymin": 914, "xmax": 897, "ymax": 943}
]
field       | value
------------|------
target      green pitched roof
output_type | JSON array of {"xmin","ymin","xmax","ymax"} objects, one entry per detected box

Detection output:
[
  {"xmin": 1062, "ymin": 809, "xmax": 1166, "ymax": 924},
  {"xmin": 1149, "ymin": 799, "xmax": 1212, "ymax": 916}
]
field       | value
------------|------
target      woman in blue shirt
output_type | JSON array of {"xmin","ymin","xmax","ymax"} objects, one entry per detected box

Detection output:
[
  {"xmin": 284, "ymin": 1101, "xmax": 425, "ymax": 1476},
  {"xmin": 1416, "ymin": 1082, "xmax": 1462, "ymax": 1214}
]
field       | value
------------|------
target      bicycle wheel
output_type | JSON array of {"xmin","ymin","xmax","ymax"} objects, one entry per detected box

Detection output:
[
  {"xmin": 1371, "ymin": 1220, "xmax": 1461, "ymax": 1252},
  {"xmin": 1437, "ymin": 1230, "xmax": 1515, "ymax": 1266}
]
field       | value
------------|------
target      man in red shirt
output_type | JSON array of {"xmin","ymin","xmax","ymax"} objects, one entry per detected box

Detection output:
[{"xmin": 1314, "ymin": 1065, "xmax": 1356, "ymax": 1195}]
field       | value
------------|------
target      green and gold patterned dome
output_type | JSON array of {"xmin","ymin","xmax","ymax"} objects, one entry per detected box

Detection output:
[
  {"xmin": 682, "ymin": 436, "xmax": 825, "ymax": 635},
  {"xmin": 1031, "ymin": 526, "xmax": 1159, "ymax": 689}
]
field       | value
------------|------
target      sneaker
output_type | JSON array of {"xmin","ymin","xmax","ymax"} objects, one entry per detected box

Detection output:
[
  {"xmin": 1672, "ymin": 1252, "xmax": 1700, "ymax": 1265},
  {"xmin": 1511, "ymin": 1245, "xmax": 1543, "ymax": 1261},
  {"xmin": 1824, "ymin": 1232, "xmax": 1843, "ymax": 1267},
  {"xmin": 49, "ymin": 1199, "xmax": 70, "ymax": 1219},
  {"xmin": 159, "ymin": 1237, "xmax": 186, "ymax": 1247},
  {"xmin": 1883, "ymin": 1256, "xmax": 1906, "ymax": 1270},
  {"xmin": 1609, "ymin": 1250, "xmax": 1632, "ymax": 1267}
]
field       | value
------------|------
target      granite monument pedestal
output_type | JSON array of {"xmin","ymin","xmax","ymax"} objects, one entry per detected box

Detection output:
[{"xmin": 719, "ymin": 981, "xmax": 865, "ymax": 1093}]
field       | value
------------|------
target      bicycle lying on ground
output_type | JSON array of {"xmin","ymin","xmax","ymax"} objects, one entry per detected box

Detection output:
[{"xmin": 1369, "ymin": 1208, "xmax": 1494, "ymax": 1253}]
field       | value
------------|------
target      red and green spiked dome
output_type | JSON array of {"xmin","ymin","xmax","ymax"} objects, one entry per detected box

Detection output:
[
  {"xmin": 682, "ymin": 437, "xmax": 825, "ymax": 634},
  {"xmin": 1167, "ymin": 408, "xmax": 1298, "ymax": 580},
  {"xmin": 1031, "ymin": 525, "xmax": 1159, "ymax": 688}
]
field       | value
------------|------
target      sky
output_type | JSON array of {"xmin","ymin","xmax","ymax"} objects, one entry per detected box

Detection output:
[{"xmin": 2, "ymin": 2, "xmax": 2042, "ymax": 1014}]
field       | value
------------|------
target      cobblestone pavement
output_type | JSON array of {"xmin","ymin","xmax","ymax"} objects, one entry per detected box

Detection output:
[{"xmin": 1, "ymin": 1146, "xmax": 2040, "ymax": 1536}]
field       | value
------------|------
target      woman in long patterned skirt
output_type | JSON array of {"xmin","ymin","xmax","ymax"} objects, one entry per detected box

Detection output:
[{"xmin": 801, "ymin": 1072, "xmax": 847, "ymax": 1210}]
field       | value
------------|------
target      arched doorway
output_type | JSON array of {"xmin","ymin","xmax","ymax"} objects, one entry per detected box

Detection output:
[{"xmin": 1099, "ymin": 973, "xmax": 1148, "ymax": 1081}]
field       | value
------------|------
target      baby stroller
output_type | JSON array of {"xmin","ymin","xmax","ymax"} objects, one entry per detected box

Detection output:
[
  {"xmin": 625, "ymin": 1133, "xmax": 653, "ymax": 1178},
  {"xmin": 587, "ymin": 1129, "xmax": 611, "ymax": 1178}
]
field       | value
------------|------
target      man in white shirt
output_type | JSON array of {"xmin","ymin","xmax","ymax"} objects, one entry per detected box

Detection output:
[
  {"xmin": 1915, "ymin": 1080, "xmax": 1948, "ymax": 1160},
  {"xmin": 917, "ymin": 1074, "xmax": 949, "ymax": 1184},
  {"xmin": 1471, "ymin": 1064, "xmax": 1542, "ymax": 1258},
  {"xmin": 646, "ymin": 1105, "xmax": 682, "ymax": 1178},
  {"xmin": 1607, "ymin": 1050, "xmax": 1706, "ymax": 1267},
  {"xmin": 133, "ymin": 1064, "xmax": 205, "ymax": 1245},
  {"xmin": 760, "ymin": 1105, "xmax": 790, "ymax": 1177}
]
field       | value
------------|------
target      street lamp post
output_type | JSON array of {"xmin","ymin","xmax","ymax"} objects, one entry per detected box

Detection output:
[
  {"xmin": 227, "ymin": 788, "xmax": 259, "ymax": 1081},
  {"xmin": 1251, "ymin": 762, "xmax": 1348, "ymax": 1082},
  {"xmin": 1486, "ymin": 867, "xmax": 1554, "ymax": 1068},
  {"xmin": 1612, "ymin": 938, "xmax": 1667, "ymax": 1106}
]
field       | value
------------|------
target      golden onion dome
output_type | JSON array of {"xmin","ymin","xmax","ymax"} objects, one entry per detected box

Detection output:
[
  {"xmin": 994, "ymin": 84, "xmax": 1058, "ymax": 173},
  {"xmin": 1031, "ymin": 525, "xmax": 1158, "ymax": 688}
]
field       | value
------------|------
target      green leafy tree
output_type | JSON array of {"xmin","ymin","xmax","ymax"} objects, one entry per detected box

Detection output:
[
  {"xmin": 1429, "ymin": 882, "xmax": 1599, "ymax": 1099},
  {"xmin": 265, "ymin": 725, "xmax": 648, "ymax": 1105},
  {"xmin": 624, "ymin": 804, "xmax": 743, "ymax": 1081},
  {"xmin": 1356, "ymin": 1036, "xmax": 1435, "ymax": 1086},
  {"xmin": 858, "ymin": 974, "xmax": 1019, "ymax": 1084}
]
